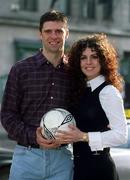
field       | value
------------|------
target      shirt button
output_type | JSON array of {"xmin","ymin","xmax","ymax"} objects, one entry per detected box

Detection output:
[
  {"xmin": 50, "ymin": 96, "xmax": 53, "ymax": 99},
  {"xmin": 52, "ymin": 82, "xmax": 54, "ymax": 86}
]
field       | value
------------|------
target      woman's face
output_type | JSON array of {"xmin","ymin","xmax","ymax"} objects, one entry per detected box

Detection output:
[{"xmin": 80, "ymin": 48, "xmax": 101, "ymax": 80}]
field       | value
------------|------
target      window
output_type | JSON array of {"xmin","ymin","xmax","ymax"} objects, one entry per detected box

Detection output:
[
  {"xmin": 102, "ymin": 0, "xmax": 113, "ymax": 20},
  {"xmin": 53, "ymin": 0, "xmax": 72, "ymax": 17},
  {"xmin": 129, "ymin": 0, "xmax": 130, "ymax": 22},
  {"xmin": 65, "ymin": 0, "xmax": 72, "ymax": 16},
  {"xmin": 14, "ymin": 39, "xmax": 41, "ymax": 60},
  {"xmin": 80, "ymin": 0, "xmax": 96, "ymax": 20},
  {"xmin": 120, "ymin": 52, "xmax": 130, "ymax": 108},
  {"xmin": 0, "ymin": 74, "xmax": 8, "ymax": 103},
  {"xmin": 19, "ymin": 0, "xmax": 38, "ymax": 12}
]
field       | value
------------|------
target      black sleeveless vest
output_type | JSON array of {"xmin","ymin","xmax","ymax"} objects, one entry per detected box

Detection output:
[{"xmin": 73, "ymin": 82, "xmax": 110, "ymax": 156}]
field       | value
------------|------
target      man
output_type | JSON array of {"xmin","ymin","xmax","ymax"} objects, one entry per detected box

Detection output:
[{"xmin": 1, "ymin": 10, "xmax": 73, "ymax": 180}]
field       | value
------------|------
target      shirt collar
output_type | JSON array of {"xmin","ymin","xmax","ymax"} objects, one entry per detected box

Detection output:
[
  {"xmin": 87, "ymin": 75, "xmax": 105, "ymax": 91},
  {"xmin": 35, "ymin": 49, "xmax": 65, "ymax": 68},
  {"xmin": 35, "ymin": 50, "xmax": 48, "ymax": 66}
]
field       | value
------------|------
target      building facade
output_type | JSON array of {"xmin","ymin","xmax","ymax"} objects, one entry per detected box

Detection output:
[{"xmin": 0, "ymin": 0, "xmax": 130, "ymax": 115}]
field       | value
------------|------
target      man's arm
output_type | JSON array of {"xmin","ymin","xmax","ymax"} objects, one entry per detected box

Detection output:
[{"xmin": 1, "ymin": 65, "xmax": 37, "ymax": 145}]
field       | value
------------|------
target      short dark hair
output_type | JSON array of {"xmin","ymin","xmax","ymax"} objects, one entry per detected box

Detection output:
[{"xmin": 39, "ymin": 10, "xmax": 68, "ymax": 32}]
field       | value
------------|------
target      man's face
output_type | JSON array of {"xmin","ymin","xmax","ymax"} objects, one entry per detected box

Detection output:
[{"xmin": 40, "ymin": 21, "xmax": 69, "ymax": 53}]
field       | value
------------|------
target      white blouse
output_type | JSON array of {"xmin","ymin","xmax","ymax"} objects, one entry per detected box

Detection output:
[{"xmin": 87, "ymin": 75, "xmax": 128, "ymax": 151}]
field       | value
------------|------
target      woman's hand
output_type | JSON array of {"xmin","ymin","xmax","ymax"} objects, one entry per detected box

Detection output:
[{"xmin": 55, "ymin": 125, "xmax": 87, "ymax": 144}]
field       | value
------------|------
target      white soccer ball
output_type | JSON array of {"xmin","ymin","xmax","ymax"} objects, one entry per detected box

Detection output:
[{"xmin": 40, "ymin": 108, "xmax": 76, "ymax": 139}]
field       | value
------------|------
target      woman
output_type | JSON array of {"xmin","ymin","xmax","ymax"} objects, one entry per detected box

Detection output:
[{"xmin": 56, "ymin": 34, "xmax": 128, "ymax": 180}]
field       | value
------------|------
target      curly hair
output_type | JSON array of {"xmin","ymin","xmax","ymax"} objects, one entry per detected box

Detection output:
[{"xmin": 67, "ymin": 34, "xmax": 123, "ymax": 108}]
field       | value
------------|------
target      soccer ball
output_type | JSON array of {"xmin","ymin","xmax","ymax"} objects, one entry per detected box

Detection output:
[{"xmin": 40, "ymin": 108, "xmax": 76, "ymax": 139}]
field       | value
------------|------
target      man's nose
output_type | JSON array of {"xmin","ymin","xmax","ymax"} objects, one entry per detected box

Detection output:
[{"xmin": 50, "ymin": 31, "xmax": 58, "ymax": 38}]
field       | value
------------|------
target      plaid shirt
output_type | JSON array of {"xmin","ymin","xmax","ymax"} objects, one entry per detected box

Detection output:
[{"xmin": 1, "ymin": 51, "xmax": 71, "ymax": 146}]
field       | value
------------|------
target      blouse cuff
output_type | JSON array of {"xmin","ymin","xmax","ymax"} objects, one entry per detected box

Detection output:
[{"xmin": 88, "ymin": 132, "xmax": 103, "ymax": 151}]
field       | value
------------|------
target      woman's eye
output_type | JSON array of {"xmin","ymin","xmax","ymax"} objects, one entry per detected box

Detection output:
[
  {"xmin": 92, "ymin": 54, "xmax": 99, "ymax": 59},
  {"xmin": 80, "ymin": 56, "xmax": 86, "ymax": 60}
]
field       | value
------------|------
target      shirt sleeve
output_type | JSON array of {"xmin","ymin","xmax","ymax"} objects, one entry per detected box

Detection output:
[
  {"xmin": 0, "ymin": 65, "xmax": 37, "ymax": 145},
  {"xmin": 88, "ymin": 85, "xmax": 128, "ymax": 151}
]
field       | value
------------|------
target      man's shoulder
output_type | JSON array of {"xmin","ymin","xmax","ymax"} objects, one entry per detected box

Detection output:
[
  {"xmin": 9, "ymin": 53, "xmax": 39, "ymax": 77},
  {"xmin": 13, "ymin": 53, "xmax": 38, "ymax": 70}
]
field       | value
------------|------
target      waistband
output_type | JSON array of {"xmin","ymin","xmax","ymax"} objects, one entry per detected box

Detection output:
[
  {"xmin": 91, "ymin": 148, "xmax": 110, "ymax": 155},
  {"xmin": 74, "ymin": 147, "xmax": 110, "ymax": 157},
  {"xmin": 18, "ymin": 143, "xmax": 39, "ymax": 148},
  {"xmin": 17, "ymin": 142, "xmax": 68, "ymax": 149}
]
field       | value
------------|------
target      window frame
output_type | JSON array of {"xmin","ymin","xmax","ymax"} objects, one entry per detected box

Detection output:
[
  {"xmin": 19, "ymin": 0, "xmax": 38, "ymax": 12},
  {"xmin": 80, "ymin": 0, "xmax": 96, "ymax": 20}
]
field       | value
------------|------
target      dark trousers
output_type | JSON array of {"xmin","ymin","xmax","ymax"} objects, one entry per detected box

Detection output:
[{"xmin": 73, "ymin": 153, "xmax": 119, "ymax": 180}]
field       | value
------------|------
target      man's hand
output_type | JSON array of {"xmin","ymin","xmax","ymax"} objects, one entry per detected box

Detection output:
[{"xmin": 36, "ymin": 127, "xmax": 60, "ymax": 149}]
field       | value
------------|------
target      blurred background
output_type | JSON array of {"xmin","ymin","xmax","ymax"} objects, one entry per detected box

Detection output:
[
  {"xmin": 0, "ymin": 0, "xmax": 130, "ymax": 116},
  {"xmin": 0, "ymin": 0, "xmax": 130, "ymax": 179}
]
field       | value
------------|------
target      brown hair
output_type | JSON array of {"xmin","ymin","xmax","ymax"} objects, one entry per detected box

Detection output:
[
  {"xmin": 68, "ymin": 34, "xmax": 123, "ymax": 108},
  {"xmin": 39, "ymin": 10, "xmax": 68, "ymax": 32}
]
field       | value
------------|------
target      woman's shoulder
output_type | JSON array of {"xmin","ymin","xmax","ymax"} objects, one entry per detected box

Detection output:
[{"xmin": 100, "ymin": 84, "xmax": 122, "ymax": 98}]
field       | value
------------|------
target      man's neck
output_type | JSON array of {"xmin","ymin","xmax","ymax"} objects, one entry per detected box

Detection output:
[{"xmin": 42, "ymin": 49, "xmax": 64, "ymax": 67}]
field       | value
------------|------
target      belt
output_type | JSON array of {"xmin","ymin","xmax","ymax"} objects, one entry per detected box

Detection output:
[
  {"xmin": 18, "ymin": 143, "xmax": 39, "ymax": 148},
  {"xmin": 74, "ymin": 148, "xmax": 110, "ymax": 157},
  {"xmin": 17, "ymin": 143, "xmax": 68, "ymax": 149},
  {"xmin": 91, "ymin": 149, "xmax": 109, "ymax": 155},
  {"xmin": 90, "ymin": 148, "xmax": 110, "ymax": 156}
]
